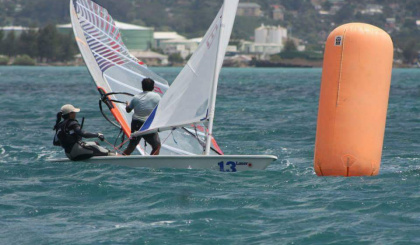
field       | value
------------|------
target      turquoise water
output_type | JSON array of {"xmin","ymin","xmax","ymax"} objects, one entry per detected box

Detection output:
[{"xmin": 0, "ymin": 67, "xmax": 418, "ymax": 244}]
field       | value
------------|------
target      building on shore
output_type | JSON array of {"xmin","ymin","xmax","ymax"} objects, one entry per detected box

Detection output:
[
  {"xmin": 153, "ymin": 32, "xmax": 186, "ymax": 49},
  {"xmin": 240, "ymin": 24, "xmax": 287, "ymax": 59},
  {"xmin": 360, "ymin": 4, "xmax": 383, "ymax": 15},
  {"xmin": 223, "ymin": 54, "xmax": 252, "ymax": 67},
  {"xmin": 240, "ymin": 41, "xmax": 284, "ymax": 60},
  {"xmin": 0, "ymin": 26, "xmax": 37, "ymax": 37},
  {"xmin": 271, "ymin": 5, "xmax": 285, "ymax": 21},
  {"xmin": 255, "ymin": 24, "xmax": 288, "ymax": 45},
  {"xmin": 57, "ymin": 21, "xmax": 154, "ymax": 50},
  {"xmin": 237, "ymin": 3, "xmax": 262, "ymax": 17},
  {"xmin": 129, "ymin": 50, "xmax": 168, "ymax": 66},
  {"xmin": 160, "ymin": 38, "xmax": 201, "ymax": 59}
]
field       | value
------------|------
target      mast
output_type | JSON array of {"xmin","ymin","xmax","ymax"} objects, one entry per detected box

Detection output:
[{"xmin": 205, "ymin": 2, "xmax": 225, "ymax": 156}]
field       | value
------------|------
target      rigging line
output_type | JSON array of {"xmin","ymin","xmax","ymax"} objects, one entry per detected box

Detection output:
[
  {"xmin": 181, "ymin": 127, "xmax": 221, "ymax": 155},
  {"xmin": 185, "ymin": 126, "xmax": 205, "ymax": 148},
  {"xmin": 185, "ymin": 125, "xmax": 206, "ymax": 137},
  {"xmin": 77, "ymin": 15, "xmax": 169, "ymax": 87},
  {"xmin": 161, "ymin": 130, "xmax": 175, "ymax": 145},
  {"xmin": 113, "ymin": 128, "xmax": 123, "ymax": 148},
  {"xmin": 117, "ymin": 138, "xmax": 130, "ymax": 149},
  {"xmin": 172, "ymin": 134, "xmax": 178, "ymax": 145},
  {"xmin": 194, "ymin": 125, "xmax": 205, "ymax": 152},
  {"xmin": 103, "ymin": 139, "xmax": 124, "ymax": 154}
]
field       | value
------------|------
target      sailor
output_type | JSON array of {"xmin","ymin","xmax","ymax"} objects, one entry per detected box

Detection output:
[
  {"xmin": 123, "ymin": 78, "xmax": 161, "ymax": 156},
  {"xmin": 53, "ymin": 104, "xmax": 111, "ymax": 161}
]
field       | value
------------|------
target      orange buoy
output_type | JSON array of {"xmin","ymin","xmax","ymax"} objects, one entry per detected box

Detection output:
[{"xmin": 314, "ymin": 23, "xmax": 393, "ymax": 177}]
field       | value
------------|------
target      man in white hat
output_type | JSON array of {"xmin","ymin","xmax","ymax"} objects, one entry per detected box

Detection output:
[{"xmin": 53, "ymin": 104, "xmax": 111, "ymax": 161}]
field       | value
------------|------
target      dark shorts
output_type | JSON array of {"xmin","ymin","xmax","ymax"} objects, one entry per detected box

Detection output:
[{"xmin": 129, "ymin": 119, "xmax": 161, "ymax": 150}]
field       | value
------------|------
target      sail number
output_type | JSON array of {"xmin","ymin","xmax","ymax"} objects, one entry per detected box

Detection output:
[
  {"xmin": 218, "ymin": 161, "xmax": 237, "ymax": 172},
  {"xmin": 218, "ymin": 161, "xmax": 253, "ymax": 172}
]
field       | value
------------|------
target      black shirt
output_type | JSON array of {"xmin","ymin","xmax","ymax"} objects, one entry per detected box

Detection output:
[{"xmin": 57, "ymin": 119, "xmax": 98, "ymax": 152}]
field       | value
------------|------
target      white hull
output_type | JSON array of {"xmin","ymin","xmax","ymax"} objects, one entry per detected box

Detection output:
[{"xmin": 48, "ymin": 155, "xmax": 277, "ymax": 171}]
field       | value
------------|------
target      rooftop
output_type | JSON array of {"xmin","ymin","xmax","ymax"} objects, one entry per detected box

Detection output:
[
  {"xmin": 129, "ymin": 50, "xmax": 168, "ymax": 59},
  {"xmin": 154, "ymin": 32, "xmax": 186, "ymax": 40},
  {"xmin": 0, "ymin": 26, "xmax": 36, "ymax": 31},
  {"xmin": 238, "ymin": 3, "xmax": 261, "ymax": 8},
  {"xmin": 162, "ymin": 37, "xmax": 202, "ymax": 44},
  {"xmin": 256, "ymin": 24, "xmax": 287, "ymax": 31}
]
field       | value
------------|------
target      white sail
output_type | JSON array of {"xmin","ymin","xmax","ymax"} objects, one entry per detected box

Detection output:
[
  {"xmin": 137, "ymin": 0, "xmax": 239, "ymax": 138},
  {"xmin": 70, "ymin": 0, "xmax": 223, "ymax": 155}
]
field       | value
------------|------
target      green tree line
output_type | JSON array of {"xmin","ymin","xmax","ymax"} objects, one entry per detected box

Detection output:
[{"xmin": 0, "ymin": 24, "xmax": 77, "ymax": 62}]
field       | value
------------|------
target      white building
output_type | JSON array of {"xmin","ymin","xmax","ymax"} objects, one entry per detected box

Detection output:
[
  {"xmin": 153, "ymin": 32, "xmax": 186, "ymax": 48},
  {"xmin": 247, "ymin": 24, "xmax": 287, "ymax": 57},
  {"xmin": 255, "ymin": 24, "xmax": 287, "ymax": 45},
  {"xmin": 160, "ymin": 38, "xmax": 201, "ymax": 59},
  {"xmin": 240, "ymin": 41, "xmax": 284, "ymax": 59},
  {"xmin": 361, "ymin": 4, "xmax": 383, "ymax": 15},
  {"xmin": 0, "ymin": 26, "xmax": 38, "ymax": 37},
  {"xmin": 129, "ymin": 50, "xmax": 168, "ymax": 66}
]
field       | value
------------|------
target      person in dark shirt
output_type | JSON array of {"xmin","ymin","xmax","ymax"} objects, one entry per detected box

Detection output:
[{"xmin": 53, "ymin": 104, "xmax": 111, "ymax": 161}]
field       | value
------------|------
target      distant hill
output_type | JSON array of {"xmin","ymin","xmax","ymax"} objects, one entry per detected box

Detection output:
[
  {"xmin": 1, "ymin": 1, "xmax": 419, "ymax": 35},
  {"xmin": 1, "ymin": 0, "xmax": 420, "ymax": 63}
]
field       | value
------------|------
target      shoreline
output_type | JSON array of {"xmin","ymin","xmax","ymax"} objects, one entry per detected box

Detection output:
[{"xmin": 0, "ymin": 61, "xmax": 415, "ymax": 68}]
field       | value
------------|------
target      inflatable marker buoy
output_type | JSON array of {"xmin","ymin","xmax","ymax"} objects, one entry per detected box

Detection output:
[{"xmin": 314, "ymin": 23, "xmax": 393, "ymax": 177}]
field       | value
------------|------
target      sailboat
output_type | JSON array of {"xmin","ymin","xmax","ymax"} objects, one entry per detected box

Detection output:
[{"xmin": 50, "ymin": 0, "xmax": 277, "ymax": 171}]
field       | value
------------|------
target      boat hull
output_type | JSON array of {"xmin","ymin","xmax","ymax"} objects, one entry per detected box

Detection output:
[{"xmin": 48, "ymin": 155, "xmax": 277, "ymax": 171}]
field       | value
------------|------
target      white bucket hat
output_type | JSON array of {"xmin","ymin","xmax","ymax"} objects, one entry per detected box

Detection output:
[{"xmin": 61, "ymin": 104, "xmax": 80, "ymax": 115}]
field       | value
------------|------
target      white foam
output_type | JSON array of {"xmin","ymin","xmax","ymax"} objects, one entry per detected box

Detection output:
[{"xmin": 150, "ymin": 220, "xmax": 176, "ymax": 226}]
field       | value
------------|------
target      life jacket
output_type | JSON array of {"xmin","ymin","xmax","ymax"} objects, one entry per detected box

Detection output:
[{"xmin": 55, "ymin": 119, "xmax": 81, "ymax": 153}]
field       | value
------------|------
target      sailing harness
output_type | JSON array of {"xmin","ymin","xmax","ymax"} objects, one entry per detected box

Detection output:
[{"xmin": 98, "ymin": 90, "xmax": 222, "ymax": 155}]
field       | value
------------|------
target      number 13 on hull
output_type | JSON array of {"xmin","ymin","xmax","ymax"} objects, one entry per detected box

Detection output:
[{"xmin": 49, "ymin": 155, "xmax": 277, "ymax": 171}]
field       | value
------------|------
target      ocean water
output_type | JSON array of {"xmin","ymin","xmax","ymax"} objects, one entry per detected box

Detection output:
[{"xmin": 0, "ymin": 66, "xmax": 418, "ymax": 244}]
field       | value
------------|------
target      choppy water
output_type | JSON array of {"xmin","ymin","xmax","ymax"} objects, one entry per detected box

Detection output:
[{"xmin": 0, "ymin": 67, "xmax": 418, "ymax": 244}]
